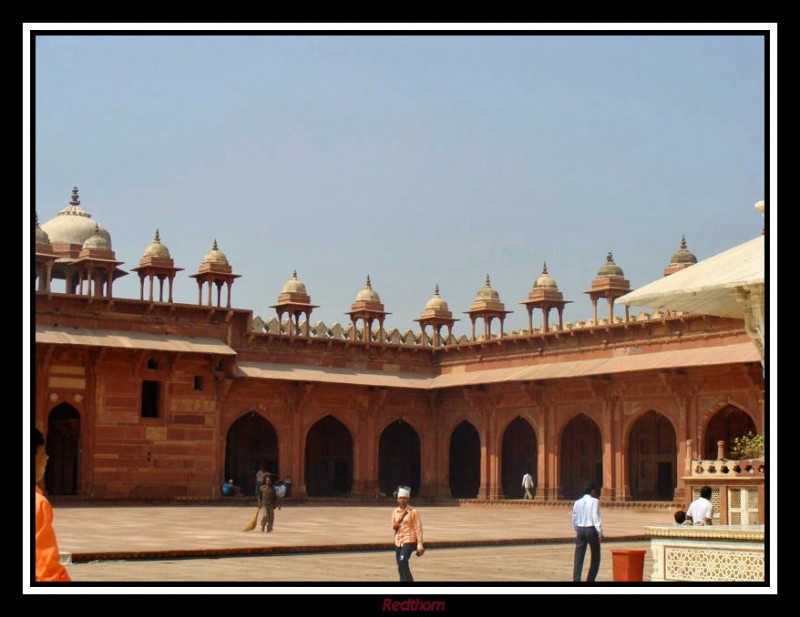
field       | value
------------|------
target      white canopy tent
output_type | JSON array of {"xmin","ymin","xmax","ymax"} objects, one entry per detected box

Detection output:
[{"xmin": 617, "ymin": 234, "xmax": 765, "ymax": 365}]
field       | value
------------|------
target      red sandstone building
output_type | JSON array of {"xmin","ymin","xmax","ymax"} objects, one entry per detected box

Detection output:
[{"xmin": 32, "ymin": 188, "xmax": 764, "ymax": 508}]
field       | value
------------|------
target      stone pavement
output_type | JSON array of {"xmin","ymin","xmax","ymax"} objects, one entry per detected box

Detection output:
[{"xmin": 38, "ymin": 500, "xmax": 673, "ymax": 586}]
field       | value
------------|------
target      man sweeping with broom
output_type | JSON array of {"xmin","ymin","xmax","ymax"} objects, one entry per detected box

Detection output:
[{"xmin": 243, "ymin": 473, "xmax": 280, "ymax": 532}]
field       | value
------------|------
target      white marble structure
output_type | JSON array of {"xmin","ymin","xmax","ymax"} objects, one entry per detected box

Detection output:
[{"xmin": 645, "ymin": 524, "xmax": 765, "ymax": 582}]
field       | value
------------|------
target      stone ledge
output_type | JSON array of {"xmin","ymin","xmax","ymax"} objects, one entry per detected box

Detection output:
[{"xmin": 68, "ymin": 535, "xmax": 649, "ymax": 564}]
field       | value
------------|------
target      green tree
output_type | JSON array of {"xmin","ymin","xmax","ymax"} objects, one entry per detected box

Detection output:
[{"xmin": 729, "ymin": 432, "xmax": 764, "ymax": 460}]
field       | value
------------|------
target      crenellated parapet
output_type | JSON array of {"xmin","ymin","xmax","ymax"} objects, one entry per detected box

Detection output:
[{"xmin": 249, "ymin": 309, "xmax": 692, "ymax": 347}]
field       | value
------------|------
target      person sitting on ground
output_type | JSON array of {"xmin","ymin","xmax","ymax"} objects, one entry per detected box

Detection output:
[{"xmin": 221, "ymin": 479, "xmax": 242, "ymax": 496}]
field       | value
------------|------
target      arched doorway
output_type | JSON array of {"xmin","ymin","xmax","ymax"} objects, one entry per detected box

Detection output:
[
  {"xmin": 305, "ymin": 415, "xmax": 353, "ymax": 497},
  {"xmin": 501, "ymin": 417, "xmax": 537, "ymax": 499},
  {"xmin": 225, "ymin": 412, "xmax": 279, "ymax": 496},
  {"xmin": 379, "ymin": 419, "xmax": 421, "ymax": 497},
  {"xmin": 449, "ymin": 420, "xmax": 480, "ymax": 498},
  {"xmin": 628, "ymin": 410, "xmax": 677, "ymax": 500},
  {"xmin": 705, "ymin": 405, "xmax": 757, "ymax": 459},
  {"xmin": 560, "ymin": 414, "xmax": 603, "ymax": 500},
  {"xmin": 45, "ymin": 403, "xmax": 81, "ymax": 495}
]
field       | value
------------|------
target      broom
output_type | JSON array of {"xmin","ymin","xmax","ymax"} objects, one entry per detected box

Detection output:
[{"xmin": 243, "ymin": 506, "xmax": 260, "ymax": 532}]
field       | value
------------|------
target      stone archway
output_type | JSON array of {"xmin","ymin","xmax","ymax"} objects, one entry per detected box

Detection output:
[
  {"xmin": 627, "ymin": 410, "xmax": 677, "ymax": 500},
  {"xmin": 305, "ymin": 415, "xmax": 353, "ymax": 497},
  {"xmin": 449, "ymin": 420, "xmax": 480, "ymax": 499},
  {"xmin": 379, "ymin": 419, "xmax": 421, "ymax": 497},
  {"xmin": 560, "ymin": 414, "xmax": 603, "ymax": 501},
  {"xmin": 501, "ymin": 417, "xmax": 537, "ymax": 499},
  {"xmin": 225, "ymin": 412, "xmax": 279, "ymax": 496},
  {"xmin": 705, "ymin": 405, "xmax": 757, "ymax": 459},
  {"xmin": 45, "ymin": 403, "xmax": 81, "ymax": 496}
]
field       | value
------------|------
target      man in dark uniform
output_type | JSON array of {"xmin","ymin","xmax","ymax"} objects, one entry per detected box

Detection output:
[{"xmin": 258, "ymin": 474, "xmax": 278, "ymax": 533}]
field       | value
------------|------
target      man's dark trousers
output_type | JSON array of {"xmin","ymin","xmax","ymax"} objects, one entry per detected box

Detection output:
[
  {"xmin": 395, "ymin": 543, "xmax": 415, "ymax": 582},
  {"xmin": 573, "ymin": 526, "xmax": 601, "ymax": 582}
]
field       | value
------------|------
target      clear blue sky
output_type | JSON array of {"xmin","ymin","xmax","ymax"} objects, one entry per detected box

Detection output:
[{"xmin": 28, "ymin": 27, "xmax": 771, "ymax": 336}]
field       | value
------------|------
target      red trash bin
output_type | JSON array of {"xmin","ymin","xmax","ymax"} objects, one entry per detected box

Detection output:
[{"xmin": 611, "ymin": 549, "xmax": 646, "ymax": 581}]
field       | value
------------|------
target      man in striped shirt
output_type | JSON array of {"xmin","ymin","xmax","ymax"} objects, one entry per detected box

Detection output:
[
  {"xmin": 391, "ymin": 485, "xmax": 425, "ymax": 582},
  {"xmin": 572, "ymin": 481, "xmax": 603, "ymax": 582}
]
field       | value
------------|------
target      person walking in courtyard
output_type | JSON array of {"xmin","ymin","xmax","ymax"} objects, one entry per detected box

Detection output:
[
  {"xmin": 33, "ymin": 428, "xmax": 71, "ymax": 582},
  {"xmin": 258, "ymin": 474, "xmax": 278, "ymax": 533},
  {"xmin": 685, "ymin": 486, "xmax": 714, "ymax": 525},
  {"xmin": 522, "ymin": 472, "xmax": 535, "ymax": 499},
  {"xmin": 572, "ymin": 481, "xmax": 602, "ymax": 582},
  {"xmin": 391, "ymin": 485, "xmax": 425, "ymax": 582}
]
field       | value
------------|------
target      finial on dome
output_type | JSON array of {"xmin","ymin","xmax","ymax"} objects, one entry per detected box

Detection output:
[
  {"xmin": 154, "ymin": 229, "xmax": 161, "ymax": 243},
  {"xmin": 434, "ymin": 283, "xmax": 440, "ymax": 296},
  {"xmin": 70, "ymin": 186, "xmax": 80, "ymax": 207},
  {"xmin": 680, "ymin": 235, "xmax": 687, "ymax": 250},
  {"xmin": 542, "ymin": 262, "xmax": 549, "ymax": 275},
  {"xmin": 292, "ymin": 269, "xmax": 298, "ymax": 279},
  {"xmin": 606, "ymin": 252, "xmax": 614, "ymax": 263},
  {"xmin": 212, "ymin": 239, "xmax": 219, "ymax": 251},
  {"xmin": 366, "ymin": 274, "xmax": 372, "ymax": 289},
  {"xmin": 485, "ymin": 274, "xmax": 491, "ymax": 287}
]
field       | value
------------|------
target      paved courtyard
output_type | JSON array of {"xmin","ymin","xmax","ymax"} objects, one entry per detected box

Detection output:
[{"xmin": 31, "ymin": 501, "xmax": 672, "ymax": 587}]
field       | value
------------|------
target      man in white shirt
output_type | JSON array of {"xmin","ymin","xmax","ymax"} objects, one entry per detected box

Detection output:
[
  {"xmin": 522, "ymin": 472, "xmax": 535, "ymax": 500},
  {"xmin": 572, "ymin": 481, "xmax": 603, "ymax": 582},
  {"xmin": 685, "ymin": 486, "xmax": 714, "ymax": 525}
]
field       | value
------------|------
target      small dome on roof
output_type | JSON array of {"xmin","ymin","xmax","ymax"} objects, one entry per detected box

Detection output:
[
  {"xmin": 82, "ymin": 224, "xmax": 111, "ymax": 250},
  {"xmin": 475, "ymin": 274, "xmax": 500, "ymax": 302},
  {"xmin": 669, "ymin": 235, "xmax": 697, "ymax": 266},
  {"xmin": 534, "ymin": 262, "xmax": 558, "ymax": 289},
  {"xmin": 35, "ymin": 213, "xmax": 51, "ymax": 245},
  {"xmin": 202, "ymin": 240, "xmax": 230, "ymax": 266},
  {"xmin": 355, "ymin": 275, "xmax": 381, "ymax": 302},
  {"xmin": 40, "ymin": 186, "xmax": 112, "ymax": 248},
  {"xmin": 425, "ymin": 284, "xmax": 449, "ymax": 311},
  {"xmin": 281, "ymin": 270, "xmax": 307, "ymax": 294},
  {"xmin": 143, "ymin": 229, "xmax": 171, "ymax": 259},
  {"xmin": 597, "ymin": 252, "xmax": 624, "ymax": 277}
]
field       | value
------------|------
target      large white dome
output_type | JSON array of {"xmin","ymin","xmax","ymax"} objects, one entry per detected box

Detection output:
[{"xmin": 40, "ymin": 187, "xmax": 112, "ymax": 248}]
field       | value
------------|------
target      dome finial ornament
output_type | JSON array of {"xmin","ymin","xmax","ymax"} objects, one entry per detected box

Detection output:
[
  {"xmin": 71, "ymin": 186, "xmax": 80, "ymax": 207},
  {"xmin": 534, "ymin": 262, "xmax": 558, "ymax": 289},
  {"xmin": 667, "ymin": 235, "xmax": 697, "ymax": 270},
  {"xmin": 366, "ymin": 274, "xmax": 372, "ymax": 289},
  {"xmin": 154, "ymin": 229, "xmax": 161, "ymax": 243},
  {"xmin": 434, "ymin": 283, "xmax": 440, "ymax": 296},
  {"xmin": 597, "ymin": 252, "xmax": 624, "ymax": 277}
]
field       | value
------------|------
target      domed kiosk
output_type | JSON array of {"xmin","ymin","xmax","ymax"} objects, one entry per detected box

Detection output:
[
  {"xmin": 520, "ymin": 263, "xmax": 572, "ymax": 333},
  {"xmin": 464, "ymin": 275, "xmax": 512, "ymax": 341},
  {"xmin": 39, "ymin": 187, "xmax": 125, "ymax": 295},
  {"xmin": 189, "ymin": 240, "xmax": 240, "ymax": 308},
  {"xmin": 131, "ymin": 230, "xmax": 184, "ymax": 303},
  {"xmin": 347, "ymin": 275, "xmax": 390, "ymax": 343},
  {"xmin": 584, "ymin": 252, "xmax": 631, "ymax": 324},
  {"xmin": 270, "ymin": 271, "xmax": 318, "ymax": 337},
  {"xmin": 415, "ymin": 284, "xmax": 458, "ymax": 347}
]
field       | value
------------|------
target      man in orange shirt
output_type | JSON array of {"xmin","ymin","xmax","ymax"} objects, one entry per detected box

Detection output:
[
  {"xmin": 34, "ymin": 428, "xmax": 71, "ymax": 582},
  {"xmin": 391, "ymin": 485, "xmax": 424, "ymax": 582}
]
